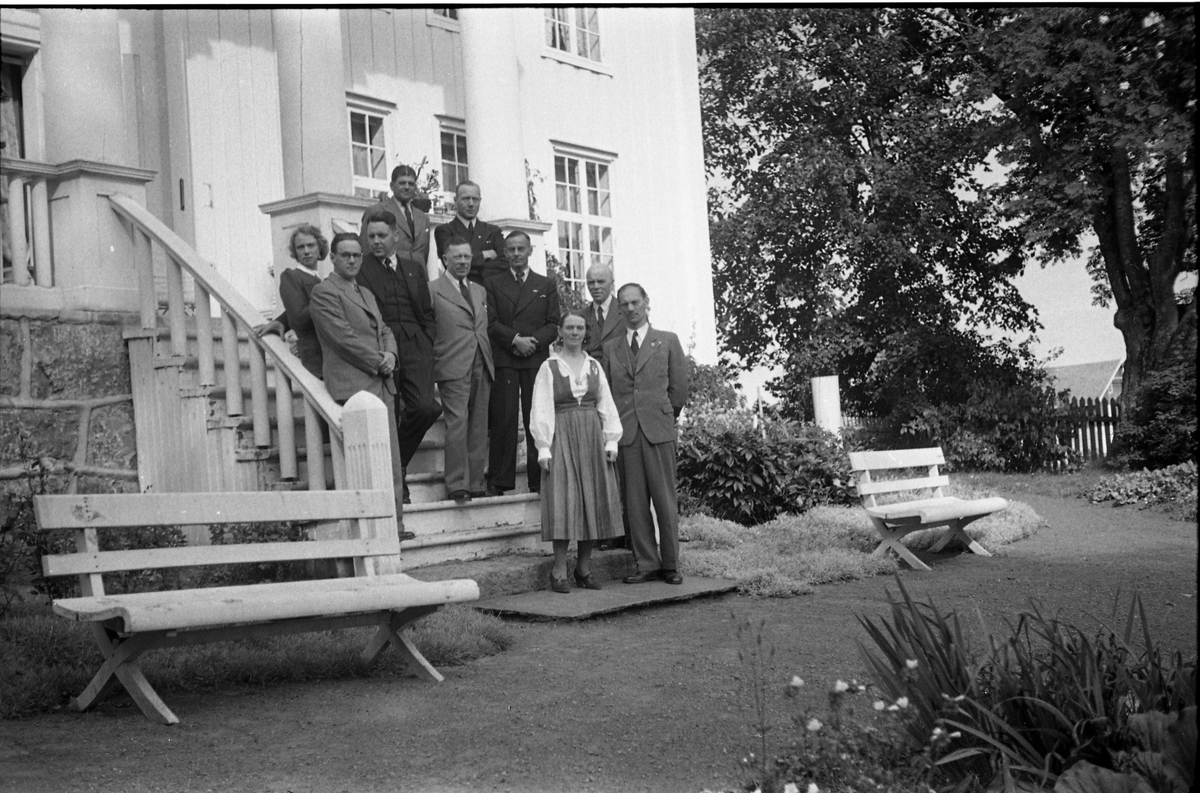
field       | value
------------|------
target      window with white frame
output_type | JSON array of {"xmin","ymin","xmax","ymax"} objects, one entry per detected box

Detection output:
[
  {"xmin": 544, "ymin": 8, "xmax": 601, "ymax": 62},
  {"xmin": 440, "ymin": 124, "xmax": 468, "ymax": 193},
  {"xmin": 554, "ymin": 152, "xmax": 613, "ymax": 293},
  {"xmin": 348, "ymin": 106, "xmax": 389, "ymax": 198}
]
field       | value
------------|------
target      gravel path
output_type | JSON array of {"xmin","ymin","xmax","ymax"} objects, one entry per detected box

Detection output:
[{"xmin": 2, "ymin": 491, "xmax": 1195, "ymax": 793}]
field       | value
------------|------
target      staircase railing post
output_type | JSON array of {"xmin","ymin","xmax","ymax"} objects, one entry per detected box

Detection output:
[
  {"xmin": 275, "ymin": 368, "xmax": 297, "ymax": 480},
  {"xmin": 134, "ymin": 228, "xmax": 156, "ymax": 330},
  {"xmin": 194, "ymin": 288, "xmax": 216, "ymax": 387},
  {"xmin": 219, "ymin": 310, "xmax": 244, "ymax": 417},
  {"xmin": 166, "ymin": 255, "xmax": 188, "ymax": 358},
  {"xmin": 247, "ymin": 336, "xmax": 271, "ymax": 447},
  {"xmin": 303, "ymin": 399, "xmax": 326, "ymax": 491},
  {"xmin": 341, "ymin": 392, "xmax": 402, "ymax": 576}
]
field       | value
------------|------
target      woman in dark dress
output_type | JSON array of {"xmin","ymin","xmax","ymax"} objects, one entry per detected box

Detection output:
[
  {"xmin": 257, "ymin": 224, "xmax": 327, "ymax": 378},
  {"xmin": 530, "ymin": 310, "xmax": 624, "ymax": 593}
]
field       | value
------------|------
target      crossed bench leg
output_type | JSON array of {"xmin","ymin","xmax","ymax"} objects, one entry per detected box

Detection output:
[
  {"xmin": 72, "ymin": 606, "xmax": 449, "ymax": 725},
  {"xmin": 869, "ymin": 517, "xmax": 993, "ymax": 572}
]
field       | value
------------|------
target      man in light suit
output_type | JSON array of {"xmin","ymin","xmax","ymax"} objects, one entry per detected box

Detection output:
[
  {"xmin": 484, "ymin": 231, "xmax": 560, "ymax": 496},
  {"xmin": 360, "ymin": 165, "xmax": 429, "ymax": 270},
  {"xmin": 602, "ymin": 284, "xmax": 690, "ymax": 585},
  {"xmin": 583, "ymin": 262, "xmax": 626, "ymax": 370},
  {"xmin": 356, "ymin": 209, "xmax": 442, "ymax": 504},
  {"xmin": 431, "ymin": 236, "xmax": 494, "ymax": 502},
  {"xmin": 433, "ymin": 181, "xmax": 508, "ymax": 285},
  {"xmin": 309, "ymin": 233, "xmax": 406, "ymax": 519}
]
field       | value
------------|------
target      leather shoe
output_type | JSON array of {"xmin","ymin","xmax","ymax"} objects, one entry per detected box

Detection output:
[
  {"xmin": 469, "ymin": 490, "xmax": 488, "ymax": 499},
  {"xmin": 623, "ymin": 570, "xmax": 662, "ymax": 584},
  {"xmin": 485, "ymin": 486, "xmax": 506, "ymax": 497},
  {"xmin": 662, "ymin": 570, "xmax": 683, "ymax": 585},
  {"xmin": 399, "ymin": 531, "xmax": 416, "ymax": 541},
  {"xmin": 573, "ymin": 569, "xmax": 602, "ymax": 590},
  {"xmin": 549, "ymin": 574, "xmax": 571, "ymax": 594},
  {"xmin": 447, "ymin": 489, "xmax": 472, "ymax": 503}
]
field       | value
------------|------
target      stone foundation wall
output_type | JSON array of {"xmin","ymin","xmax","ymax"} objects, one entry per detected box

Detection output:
[{"xmin": 0, "ymin": 310, "xmax": 139, "ymax": 500}]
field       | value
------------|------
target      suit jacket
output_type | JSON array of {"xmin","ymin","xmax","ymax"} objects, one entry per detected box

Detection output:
[
  {"xmin": 277, "ymin": 266, "xmax": 323, "ymax": 378},
  {"xmin": 434, "ymin": 217, "xmax": 508, "ymax": 284},
  {"xmin": 603, "ymin": 327, "xmax": 689, "ymax": 446},
  {"xmin": 431, "ymin": 272, "xmax": 495, "ymax": 382},
  {"xmin": 309, "ymin": 275, "xmax": 398, "ymax": 403},
  {"xmin": 360, "ymin": 196, "xmax": 430, "ymax": 269},
  {"xmin": 584, "ymin": 297, "xmax": 626, "ymax": 368},
  {"xmin": 484, "ymin": 269, "xmax": 560, "ymax": 370},
  {"xmin": 355, "ymin": 251, "xmax": 435, "ymax": 370}
]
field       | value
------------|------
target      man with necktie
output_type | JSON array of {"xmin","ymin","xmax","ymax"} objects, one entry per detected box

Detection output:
[
  {"xmin": 356, "ymin": 210, "xmax": 441, "ymax": 504},
  {"xmin": 583, "ymin": 262, "xmax": 626, "ymax": 370},
  {"xmin": 309, "ymin": 233, "xmax": 406, "ymax": 520},
  {"xmin": 483, "ymin": 231, "xmax": 560, "ymax": 496},
  {"xmin": 602, "ymin": 284, "xmax": 690, "ymax": 585},
  {"xmin": 430, "ymin": 237, "xmax": 494, "ymax": 502},
  {"xmin": 433, "ymin": 181, "xmax": 508, "ymax": 284},
  {"xmin": 360, "ymin": 165, "xmax": 430, "ymax": 273}
]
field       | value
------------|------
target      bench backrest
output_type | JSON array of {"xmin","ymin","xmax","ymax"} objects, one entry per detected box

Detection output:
[
  {"xmin": 847, "ymin": 447, "xmax": 948, "ymax": 508},
  {"xmin": 35, "ymin": 489, "xmax": 398, "ymax": 597}
]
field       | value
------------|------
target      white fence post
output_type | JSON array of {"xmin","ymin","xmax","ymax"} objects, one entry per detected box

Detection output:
[
  {"xmin": 341, "ymin": 391, "xmax": 403, "ymax": 576},
  {"xmin": 811, "ymin": 375, "xmax": 842, "ymax": 434}
]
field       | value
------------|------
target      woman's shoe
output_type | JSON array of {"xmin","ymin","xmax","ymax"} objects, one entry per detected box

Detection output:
[
  {"xmin": 550, "ymin": 574, "xmax": 571, "ymax": 594},
  {"xmin": 573, "ymin": 569, "xmax": 602, "ymax": 590}
]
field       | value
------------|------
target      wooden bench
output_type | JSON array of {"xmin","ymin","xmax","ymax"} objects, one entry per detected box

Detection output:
[
  {"xmin": 33, "ymin": 393, "xmax": 479, "ymax": 725},
  {"xmin": 848, "ymin": 447, "xmax": 1008, "ymax": 571}
]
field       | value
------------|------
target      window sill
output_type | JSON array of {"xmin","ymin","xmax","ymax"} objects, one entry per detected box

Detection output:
[{"xmin": 540, "ymin": 48, "xmax": 612, "ymax": 77}]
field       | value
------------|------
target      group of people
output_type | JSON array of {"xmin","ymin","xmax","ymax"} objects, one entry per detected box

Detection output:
[{"xmin": 259, "ymin": 166, "xmax": 690, "ymax": 592}]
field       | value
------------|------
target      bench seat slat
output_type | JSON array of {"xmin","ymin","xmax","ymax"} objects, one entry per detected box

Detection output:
[
  {"xmin": 866, "ymin": 496, "xmax": 1009, "ymax": 524},
  {"xmin": 848, "ymin": 447, "xmax": 945, "ymax": 471},
  {"xmin": 42, "ymin": 536, "xmax": 402, "ymax": 578},
  {"xmin": 855, "ymin": 475, "xmax": 949, "ymax": 496},
  {"xmin": 51, "ymin": 573, "xmax": 480, "ymax": 633},
  {"xmin": 34, "ymin": 490, "xmax": 393, "ymax": 530}
]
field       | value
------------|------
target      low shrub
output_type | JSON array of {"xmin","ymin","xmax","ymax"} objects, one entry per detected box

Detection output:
[
  {"xmin": 857, "ymin": 577, "xmax": 1198, "ymax": 790},
  {"xmin": 1108, "ymin": 355, "xmax": 1197, "ymax": 471},
  {"xmin": 677, "ymin": 408, "xmax": 857, "ymax": 526},
  {"xmin": 1085, "ymin": 461, "xmax": 1198, "ymax": 522}
]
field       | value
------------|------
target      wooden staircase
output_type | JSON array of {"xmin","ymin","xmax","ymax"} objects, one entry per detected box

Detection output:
[{"xmin": 111, "ymin": 193, "xmax": 542, "ymax": 568}]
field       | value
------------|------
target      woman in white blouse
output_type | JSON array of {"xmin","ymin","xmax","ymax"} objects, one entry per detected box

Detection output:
[{"xmin": 530, "ymin": 310, "xmax": 625, "ymax": 593}]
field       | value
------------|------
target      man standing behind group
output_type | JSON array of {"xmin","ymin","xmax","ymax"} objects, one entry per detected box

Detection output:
[
  {"xmin": 309, "ymin": 233, "xmax": 405, "ymax": 518},
  {"xmin": 434, "ymin": 181, "xmax": 507, "ymax": 284},
  {"xmin": 583, "ymin": 263, "xmax": 625, "ymax": 369},
  {"xmin": 356, "ymin": 210, "xmax": 441, "ymax": 504},
  {"xmin": 360, "ymin": 165, "xmax": 429, "ymax": 271},
  {"xmin": 484, "ymin": 231, "xmax": 560, "ymax": 496},
  {"xmin": 431, "ymin": 237, "xmax": 494, "ymax": 502},
  {"xmin": 603, "ymin": 284, "xmax": 689, "ymax": 585}
]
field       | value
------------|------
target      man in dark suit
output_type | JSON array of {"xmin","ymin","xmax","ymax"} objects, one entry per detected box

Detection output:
[
  {"xmin": 484, "ymin": 231, "xmax": 560, "ymax": 496},
  {"xmin": 431, "ymin": 236, "xmax": 494, "ymax": 502},
  {"xmin": 602, "ymin": 284, "xmax": 690, "ymax": 585},
  {"xmin": 309, "ymin": 233, "xmax": 405, "ymax": 518},
  {"xmin": 356, "ymin": 209, "xmax": 442, "ymax": 503},
  {"xmin": 583, "ymin": 262, "xmax": 625, "ymax": 369},
  {"xmin": 360, "ymin": 165, "xmax": 430, "ymax": 271},
  {"xmin": 433, "ymin": 181, "xmax": 507, "ymax": 284}
]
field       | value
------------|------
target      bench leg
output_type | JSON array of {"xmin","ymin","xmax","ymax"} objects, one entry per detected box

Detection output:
[
  {"xmin": 870, "ymin": 520, "xmax": 932, "ymax": 572},
  {"xmin": 928, "ymin": 518, "xmax": 993, "ymax": 557},
  {"xmin": 74, "ymin": 625, "xmax": 179, "ymax": 725},
  {"xmin": 361, "ymin": 606, "xmax": 443, "ymax": 682}
]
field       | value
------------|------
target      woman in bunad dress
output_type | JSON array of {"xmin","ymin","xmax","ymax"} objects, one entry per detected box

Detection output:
[{"xmin": 530, "ymin": 309, "xmax": 625, "ymax": 593}]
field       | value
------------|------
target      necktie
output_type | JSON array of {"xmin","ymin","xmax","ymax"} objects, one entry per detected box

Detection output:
[
  {"xmin": 516, "ymin": 271, "xmax": 525, "ymax": 286},
  {"xmin": 459, "ymin": 279, "xmax": 474, "ymax": 315},
  {"xmin": 630, "ymin": 331, "xmax": 640, "ymax": 357},
  {"xmin": 596, "ymin": 305, "xmax": 604, "ymax": 326},
  {"xmin": 402, "ymin": 202, "xmax": 415, "ymax": 240},
  {"xmin": 387, "ymin": 255, "xmax": 396, "ymax": 272}
]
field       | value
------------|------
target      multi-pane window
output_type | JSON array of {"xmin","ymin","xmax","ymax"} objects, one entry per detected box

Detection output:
[
  {"xmin": 349, "ymin": 109, "xmax": 388, "ymax": 198},
  {"xmin": 544, "ymin": 8, "xmax": 601, "ymax": 62},
  {"xmin": 440, "ymin": 129, "xmax": 469, "ymax": 192},
  {"xmin": 555, "ymin": 154, "xmax": 613, "ymax": 292},
  {"xmin": 434, "ymin": 9, "xmax": 458, "ymax": 20}
]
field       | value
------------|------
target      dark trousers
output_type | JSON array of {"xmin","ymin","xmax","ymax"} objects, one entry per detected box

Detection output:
[
  {"xmin": 394, "ymin": 360, "xmax": 442, "ymax": 469},
  {"xmin": 487, "ymin": 367, "xmax": 539, "ymax": 492},
  {"xmin": 618, "ymin": 426, "xmax": 680, "ymax": 573}
]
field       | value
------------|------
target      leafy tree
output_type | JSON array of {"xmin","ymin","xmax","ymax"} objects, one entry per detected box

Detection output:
[{"xmin": 698, "ymin": 7, "xmax": 1196, "ymax": 421}]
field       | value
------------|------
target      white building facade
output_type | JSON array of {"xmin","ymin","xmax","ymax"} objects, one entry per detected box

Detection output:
[{"xmin": 1, "ymin": 7, "xmax": 717, "ymax": 361}]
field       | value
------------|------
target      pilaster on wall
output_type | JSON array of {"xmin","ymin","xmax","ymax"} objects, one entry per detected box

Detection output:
[{"xmin": 0, "ymin": 311, "xmax": 139, "ymax": 499}]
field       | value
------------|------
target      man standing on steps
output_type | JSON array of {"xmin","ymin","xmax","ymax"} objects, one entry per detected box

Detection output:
[
  {"xmin": 309, "ymin": 233, "xmax": 408, "ymax": 526},
  {"xmin": 603, "ymin": 284, "xmax": 689, "ymax": 585},
  {"xmin": 433, "ymin": 181, "xmax": 508, "ymax": 285},
  {"xmin": 484, "ymin": 231, "xmax": 560, "ymax": 497},
  {"xmin": 583, "ymin": 263, "xmax": 625, "ymax": 370},
  {"xmin": 356, "ymin": 209, "xmax": 442, "ymax": 505},
  {"xmin": 431, "ymin": 237, "xmax": 494, "ymax": 502},
  {"xmin": 360, "ymin": 165, "xmax": 431, "ymax": 274}
]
